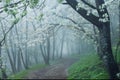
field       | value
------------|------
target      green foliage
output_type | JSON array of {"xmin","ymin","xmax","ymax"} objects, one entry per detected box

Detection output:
[
  {"xmin": 8, "ymin": 64, "xmax": 46, "ymax": 79},
  {"xmin": 29, "ymin": 0, "xmax": 39, "ymax": 8},
  {"xmin": 6, "ymin": 9, "xmax": 18, "ymax": 17},
  {"xmin": 5, "ymin": 0, "xmax": 11, "ymax": 4},
  {"xmin": 68, "ymin": 54, "xmax": 109, "ymax": 79},
  {"xmin": 112, "ymin": 47, "xmax": 120, "ymax": 63},
  {"xmin": 4, "ymin": 7, "xmax": 8, "ymax": 12}
]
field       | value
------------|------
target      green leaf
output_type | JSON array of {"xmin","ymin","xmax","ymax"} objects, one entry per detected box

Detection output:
[
  {"xmin": 7, "ymin": 9, "xmax": 18, "ymax": 17},
  {"xmin": 5, "ymin": 0, "xmax": 11, "ymax": 4}
]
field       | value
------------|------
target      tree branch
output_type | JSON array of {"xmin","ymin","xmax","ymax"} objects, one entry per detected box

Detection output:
[
  {"xmin": 81, "ymin": 0, "xmax": 97, "ymax": 9},
  {"xmin": 0, "ymin": 0, "xmax": 22, "ymax": 9},
  {"xmin": 95, "ymin": 0, "xmax": 110, "ymax": 28},
  {"xmin": 0, "ymin": 23, "xmax": 15, "ymax": 45},
  {"xmin": 53, "ymin": 14, "xmax": 95, "ymax": 40},
  {"xmin": 66, "ymin": 0, "xmax": 100, "ymax": 27}
]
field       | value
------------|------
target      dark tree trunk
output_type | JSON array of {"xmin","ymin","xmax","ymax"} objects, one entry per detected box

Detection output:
[
  {"xmin": 46, "ymin": 38, "xmax": 50, "ymax": 65},
  {"xmin": 99, "ymin": 24, "xmax": 119, "ymax": 79},
  {"xmin": 95, "ymin": 0, "xmax": 119, "ymax": 79}
]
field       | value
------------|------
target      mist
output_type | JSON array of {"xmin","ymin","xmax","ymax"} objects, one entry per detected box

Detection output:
[{"xmin": 0, "ymin": 0, "xmax": 120, "ymax": 79}]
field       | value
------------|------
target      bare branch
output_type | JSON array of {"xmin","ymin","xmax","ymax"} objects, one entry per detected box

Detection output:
[
  {"xmin": 0, "ymin": 0, "xmax": 23, "ymax": 9},
  {"xmin": 81, "ymin": 0, "xmax": 97, "ymax": 9}
]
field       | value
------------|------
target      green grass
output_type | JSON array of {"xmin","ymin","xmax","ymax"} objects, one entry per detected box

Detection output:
[
  {"xmin": 113, "ymin": 47, "xmax": 120, "ymax": 63},
  {"xmin": 68, "ymin": 54, "xmax": 109, "ymax": 79},
  {"xmin": 8, "ymin": 64, "xmax": 46, "ymax": 79}
]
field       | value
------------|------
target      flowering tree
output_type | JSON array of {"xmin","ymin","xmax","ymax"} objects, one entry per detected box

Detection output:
[
  {"xmin": 0, "ymin": 0, "xmax": 119, "ymax": 79},
  {"xmin": 59, "ymin": 0, "xmax": 119, "ymax": 79}
]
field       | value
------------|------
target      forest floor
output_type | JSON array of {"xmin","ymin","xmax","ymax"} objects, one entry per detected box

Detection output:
[{"xmin": 24, "ymin": 57, "xmax": 79, "ymax": 79}]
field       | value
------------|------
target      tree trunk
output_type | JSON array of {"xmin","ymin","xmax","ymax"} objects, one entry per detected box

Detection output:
[
  {"xmin": 46, "ymin": 38, "xmax": 50, "ymax": 65},
  {"xmin": 40, "ymin": 44, "xmax": 49, "ymax": 65},
  {"xmin": 5, "ymin": 42, "xmax": 17, "ymax": 74},
  {"xmin": 0, "ymin": 44, "xmax": 7, "ymax": 79},
  {"xmin": 19, "ymin": 47, "xmax": 28, "ymax": 69},
  {"xmin": 93, "ymin": 25, "xmax": 102, "ymax": 58},
  {"xmin": 17, "ymin": 50, "xmax": 22, "ymax": 72},
  {"xmin": 99, "ymin": 24, "xmax": 119, "ymax": 79},
  {"xmin": 10, "ymin": 31, "xmax": 17, "ymax": 71},
  {"xmin": 25, "ymin": 20, "xmax": 29, "ymax": 68},
  {"xmin": 60, "ymin": 33, "xmax": 65, "ymax": 59},
  {"xmin": 52, "ymin": 31, "xmax": 55, "ymax": 60}
]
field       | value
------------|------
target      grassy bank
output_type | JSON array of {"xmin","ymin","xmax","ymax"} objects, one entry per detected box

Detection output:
[
  {"xmin": 8, "ymin": 64, "xmax": 46, "ymax": 79},
  {"xmin": 68, "ymin": 54, "xmax": 109, "ymax": 79},
  {"xmin": 113, "ymin": 47, "xmax": 120, "ymax": 63}
]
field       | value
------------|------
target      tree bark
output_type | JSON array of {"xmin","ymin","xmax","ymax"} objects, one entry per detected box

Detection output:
[{"xmin": 99, "ymin": 24, "xmax": 119, "ymax": 79}]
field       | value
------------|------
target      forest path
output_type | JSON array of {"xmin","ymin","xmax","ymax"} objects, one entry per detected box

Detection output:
[{"xmin": 24, "ymin": 57, "xmax": 79, "ymax": 79}]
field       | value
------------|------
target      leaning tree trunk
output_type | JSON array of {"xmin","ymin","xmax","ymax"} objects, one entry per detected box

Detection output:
[
  {"xmin": 99, "ymin": 24, "xmax": 119, "ymax": 79},
  {"xmin": 95, "ymin": 0, "xmax": 119, "ymax": 78}
]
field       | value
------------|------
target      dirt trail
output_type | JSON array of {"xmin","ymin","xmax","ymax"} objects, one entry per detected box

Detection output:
[{"xmin": 24, "ymin": 57, "xmax": 78, "ymax": 79}]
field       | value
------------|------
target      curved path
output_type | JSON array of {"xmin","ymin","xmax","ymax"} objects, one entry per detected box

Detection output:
[{"xmin": 25, "ymin": 57, "xmax": 78, "ymax": 79}]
